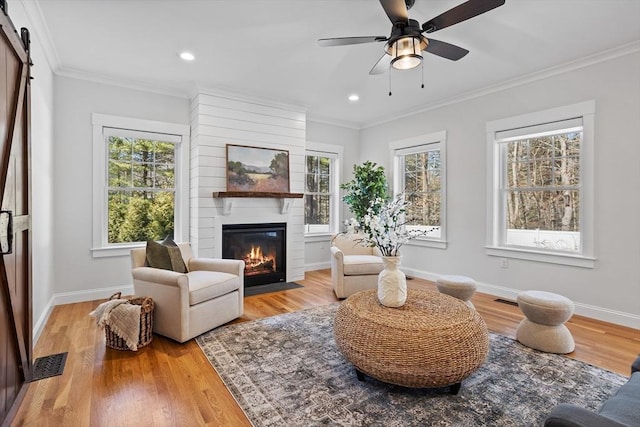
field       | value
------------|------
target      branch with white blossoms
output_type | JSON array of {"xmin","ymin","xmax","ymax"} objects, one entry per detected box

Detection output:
[
  {"xmin": 343, "ymin": 218, "xmax": 360, "ymax": 234},
  {"xmin": 359, "ymin": 193, "xmax": 433, "ymax": 257}
]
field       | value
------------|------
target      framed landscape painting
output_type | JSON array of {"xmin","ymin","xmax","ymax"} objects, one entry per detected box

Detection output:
[{"xmin": 226, "ymin": 144, "xmax": 290, "ymax": 193}]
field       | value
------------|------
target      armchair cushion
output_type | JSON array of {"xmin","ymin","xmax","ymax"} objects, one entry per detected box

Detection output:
[
  {"xmin": 343, "ymin": 255, "xmax": 385, "ymax": 275},
  {"xmin": 146, "ymin": 239, "xmax": 187, "ymax": 273},
  {"xmin": 186, "ymin": 271, "xmax": 240, "ymax": 305}
]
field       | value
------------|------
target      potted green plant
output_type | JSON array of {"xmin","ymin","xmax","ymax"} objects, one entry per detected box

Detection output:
[{"xmin": 340, "ymin": 161, "xmax": 389, "ymax": 227}]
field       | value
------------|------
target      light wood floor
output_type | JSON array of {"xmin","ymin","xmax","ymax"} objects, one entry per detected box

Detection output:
[{"xmin": 12, "ymin": 270, "xmax": 640, "ymax": 426}]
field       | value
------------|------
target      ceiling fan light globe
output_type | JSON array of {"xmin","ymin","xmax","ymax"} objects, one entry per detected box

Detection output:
[{"xmin": 391, "ymin": 54, "xmax": 422, "ymax": 70}]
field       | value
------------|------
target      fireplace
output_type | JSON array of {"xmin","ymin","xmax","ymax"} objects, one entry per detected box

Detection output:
[{"xmin": 221, "ymin": 223, "xmax": 286, "ymax": 287}]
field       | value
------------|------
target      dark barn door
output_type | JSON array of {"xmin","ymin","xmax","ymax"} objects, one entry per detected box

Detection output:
[{"xmin": 0, "ymin": 3, "xmax": 32, "ymax": 425}]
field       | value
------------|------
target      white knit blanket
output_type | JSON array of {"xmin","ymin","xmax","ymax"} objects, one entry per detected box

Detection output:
[{"xmin": 90, "ymin": 298, "xmax": 141, "ymax": 351}]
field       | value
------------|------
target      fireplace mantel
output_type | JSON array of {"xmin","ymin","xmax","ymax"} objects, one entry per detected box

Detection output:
[
  {"xmin": 213, "ymin": 191, "xmax": 303, "ymax": 198},
  {"xmin": 212, "ymin": 191, "xmax": 303, "ymax": 215}
]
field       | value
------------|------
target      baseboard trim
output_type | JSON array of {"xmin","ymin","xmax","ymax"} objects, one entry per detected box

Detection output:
[
  {"xmin": 53, "ymin": 284, "xmax": 135, "ymax": 306},
  {"xmin": 400, "ymin": 267, "xmax": 441, "ymax": 283},
  {"xmin": 34, "ymin": 270, "xmax": 640, "ymax": 333},
  {"xmin": 475, "ymin": 280, "xmax": 640, "ymax": 330},
  {"xmin": 305, "ymin": 261, "xmax": 330, "ymax": 272},
  {"xmin": 401, "ymin": 267, "xmax": 640, "ymax": 330},
  {"xmin": 33, "ymin": 296, "xmax": 55, "ymax": 345}
]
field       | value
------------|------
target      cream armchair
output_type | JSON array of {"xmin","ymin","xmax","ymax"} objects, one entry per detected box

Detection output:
[
  {"xmin": 330, "ymin": 233, "xmax": 384, "ymax": 298},
  {"xmin": 131, "ymin": 243, "xmax": 244, "ymax": 343}
]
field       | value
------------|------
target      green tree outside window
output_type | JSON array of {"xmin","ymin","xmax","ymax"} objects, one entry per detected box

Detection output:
[{"xmin": 107, "ymin": 136, "xmax": 176, "ymax": 243}]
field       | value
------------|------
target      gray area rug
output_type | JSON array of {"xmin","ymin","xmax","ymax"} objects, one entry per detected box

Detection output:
[{"xmin": 196, "ymin": 303, "xmax": 626, "ymax": 426}]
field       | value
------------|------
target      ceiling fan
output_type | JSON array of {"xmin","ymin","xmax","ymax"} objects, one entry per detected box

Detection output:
[{"xmin": 318, "ymin": 0, "xmax": 505, "ymax": 75}]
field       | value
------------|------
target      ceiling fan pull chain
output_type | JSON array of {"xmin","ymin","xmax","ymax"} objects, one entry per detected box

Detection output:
[
  {"xmin": 389, "ymin": 68, "xmax": 392, "ymax": 96},
  {"xmin": 421, "ymin": 61, "xmax": 425, "ymax": 89}
]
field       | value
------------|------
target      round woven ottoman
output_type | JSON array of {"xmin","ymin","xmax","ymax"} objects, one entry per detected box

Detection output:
[
  {"xmin": 436, "ymin": 275, "xmax": 477, "ymax": 308},
  {"xmin": 516, "ymin": 290, "xmax": 575, "ymax": 354},
  {"xmin": 333, "ymin": 289, "xmax": 489, "ymax": 394}
]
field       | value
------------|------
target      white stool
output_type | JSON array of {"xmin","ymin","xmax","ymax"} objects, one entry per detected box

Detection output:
[
  {"xmin": 436, "ymin": 275, "xmax": 477, "ymax": 309},
  {"xmin": 516, "ymin": 290, "xmax": 575, "ymax": 354}
]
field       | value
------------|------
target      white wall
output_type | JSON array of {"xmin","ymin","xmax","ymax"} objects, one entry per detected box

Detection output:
[
  {"xmin": 304, "ymin": 120, "xmax": 359, "ymax": 270},
  {"xmin": 9, "ymin": 0, "xmax": 56, "ymax": 341},
  {"xmin": 53, "ymin": 76, "xmax": 189, "ymax": 300},
  {"xmin": 359, "ymin": 51, "xmax": 640, "ymax": 328}
]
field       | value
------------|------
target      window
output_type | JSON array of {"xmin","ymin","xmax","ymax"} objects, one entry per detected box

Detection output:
[
  {"xmin": 391, "ymin": 131, "xmax": 447, "ymax": 248},
  {"xmin": 92, "ymin": 114, "xmax": 190, "ymax": 257},
  {"xmin": 304, "ymin": 143, "xmax": 341, "ymax": 236},
  {"xmin": 106, "ymin": 131, "xmax": 177, "ymax": 243},
  {"xmin": 486, "ymin": 101, "xmax": 595, "ymax": 267}
]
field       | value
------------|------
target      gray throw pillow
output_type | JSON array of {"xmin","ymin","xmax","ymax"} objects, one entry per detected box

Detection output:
[{"xmin": 146, "ymin": 239, "xmax": 187, "ymax": 273}]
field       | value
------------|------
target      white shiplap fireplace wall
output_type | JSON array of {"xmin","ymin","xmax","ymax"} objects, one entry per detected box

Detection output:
[{"xmin": 189, "ymin": 91, "xmax": 306, "ymax": 283}]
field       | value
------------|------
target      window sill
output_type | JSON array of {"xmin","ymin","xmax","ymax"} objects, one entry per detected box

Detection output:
[
  {"xmin": 485, "ymin": 246, "xmax": 595, "ymax": 268},
  {"xmin": 91, "ymin": 244, "xmax": 144, "ymax": 258},
  {"xmin": 405, "ymin": 238, "xmax": 447, "ymax": 250}
]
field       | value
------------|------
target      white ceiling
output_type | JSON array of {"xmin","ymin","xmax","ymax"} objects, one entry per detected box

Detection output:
[{"xmin": 34, "ymin": 0, "xmax": 640, "ymax": 127}]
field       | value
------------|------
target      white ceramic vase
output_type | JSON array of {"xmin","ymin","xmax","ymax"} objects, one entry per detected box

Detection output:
[{"xmin": 377, "ymin": 256, "xmax": 407, "ymax": 308}]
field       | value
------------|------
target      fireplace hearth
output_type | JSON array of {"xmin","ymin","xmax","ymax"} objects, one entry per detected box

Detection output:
[{"xmin": 222, "ymin": 223, "xmax": 286, "ymax": 287}]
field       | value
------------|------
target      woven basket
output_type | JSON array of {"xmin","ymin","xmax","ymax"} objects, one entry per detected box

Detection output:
[{"xmin": 105, "ymin": 292, "xmax": 154, "ymax": 351}]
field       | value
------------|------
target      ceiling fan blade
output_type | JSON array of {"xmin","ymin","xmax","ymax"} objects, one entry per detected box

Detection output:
[
  {"xmin": 369, "ymin": 53, "xmax": 392, "ymax": 75},
  {"xmin": 424, "ymin": 38, "xmax": 469, "ymax": 61},
  {"xmin": 422, "ymin": 0, "xmax": 505, "ymax": 33},
  {"xmin": 318, "ymin": 36, "xmax": 388, "ymax": 47},
  {"xmin": 379, "ymin": 0, "xmax": 409, "ymax": 24}
]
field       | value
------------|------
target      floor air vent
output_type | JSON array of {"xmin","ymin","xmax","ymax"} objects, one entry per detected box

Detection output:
[
  {"xmin": 495, "ymin": 298, "xmax": 518, "ymax": 306},
  {"xmin": 31, "ymin": 352, "xmax": 68, "ymax": 381}
]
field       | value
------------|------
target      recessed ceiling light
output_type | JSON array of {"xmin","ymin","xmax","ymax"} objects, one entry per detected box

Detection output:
[
  {"xmin": 348, "ymin": 94, "xmax": 359, "ymax": 102},
  {"xmin": 179, "ymin": 51, "xmax": 195, "ymax": 61}
]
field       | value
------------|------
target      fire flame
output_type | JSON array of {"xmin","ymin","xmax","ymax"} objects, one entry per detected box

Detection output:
[
  {"xmin": 244, "ymin": 245, "xmax": 276, "ymax": 273},
  {"xmin": 249, "ymin": 245, "xmax": 262, "ymax": 260}
]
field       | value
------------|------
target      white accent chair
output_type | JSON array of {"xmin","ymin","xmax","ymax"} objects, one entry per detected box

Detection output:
[
  {"xmin": 330, "ymin": 233, "xmax": 384, "ymax": 299},
  {"xmin": 130, "ymin": 243, "xmax": 244, "ymax": 343}
]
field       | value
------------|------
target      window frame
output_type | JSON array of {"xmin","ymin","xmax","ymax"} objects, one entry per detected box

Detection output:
[
  {"xmin": 304, "ymin": 142, "xmax": 342, "ymax": 239},
  {"xmin": 486, "ymin": 101, "xmax": 595, "ymax": 268},
  {"xmin": 91, "ymin": 113, "xmax": 190, "ymax": 258},
  {"xmin": 390, "ymin": 131, "xmax": 447, "ymax": 249}
]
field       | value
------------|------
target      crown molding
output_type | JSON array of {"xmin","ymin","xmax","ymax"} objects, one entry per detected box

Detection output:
[
  {"xmin": 19, "ymin": 0, "xmax": 61, "ymax": 71},
  {"xmin": 306, "ymin": 115, "xmax": 360, "ymax": 130},
  {"xmin": 56, "ymin": 67, "xmax": 190, "ymax": 99},
  {"xmin": 361, "ymin": 40, "xmax": 640, "ymax": 129}
]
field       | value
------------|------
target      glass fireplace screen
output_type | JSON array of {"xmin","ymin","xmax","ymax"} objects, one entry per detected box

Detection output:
[{"xmin": 221, "ymin": 223, "xmax": 286, "ymax": 287}]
